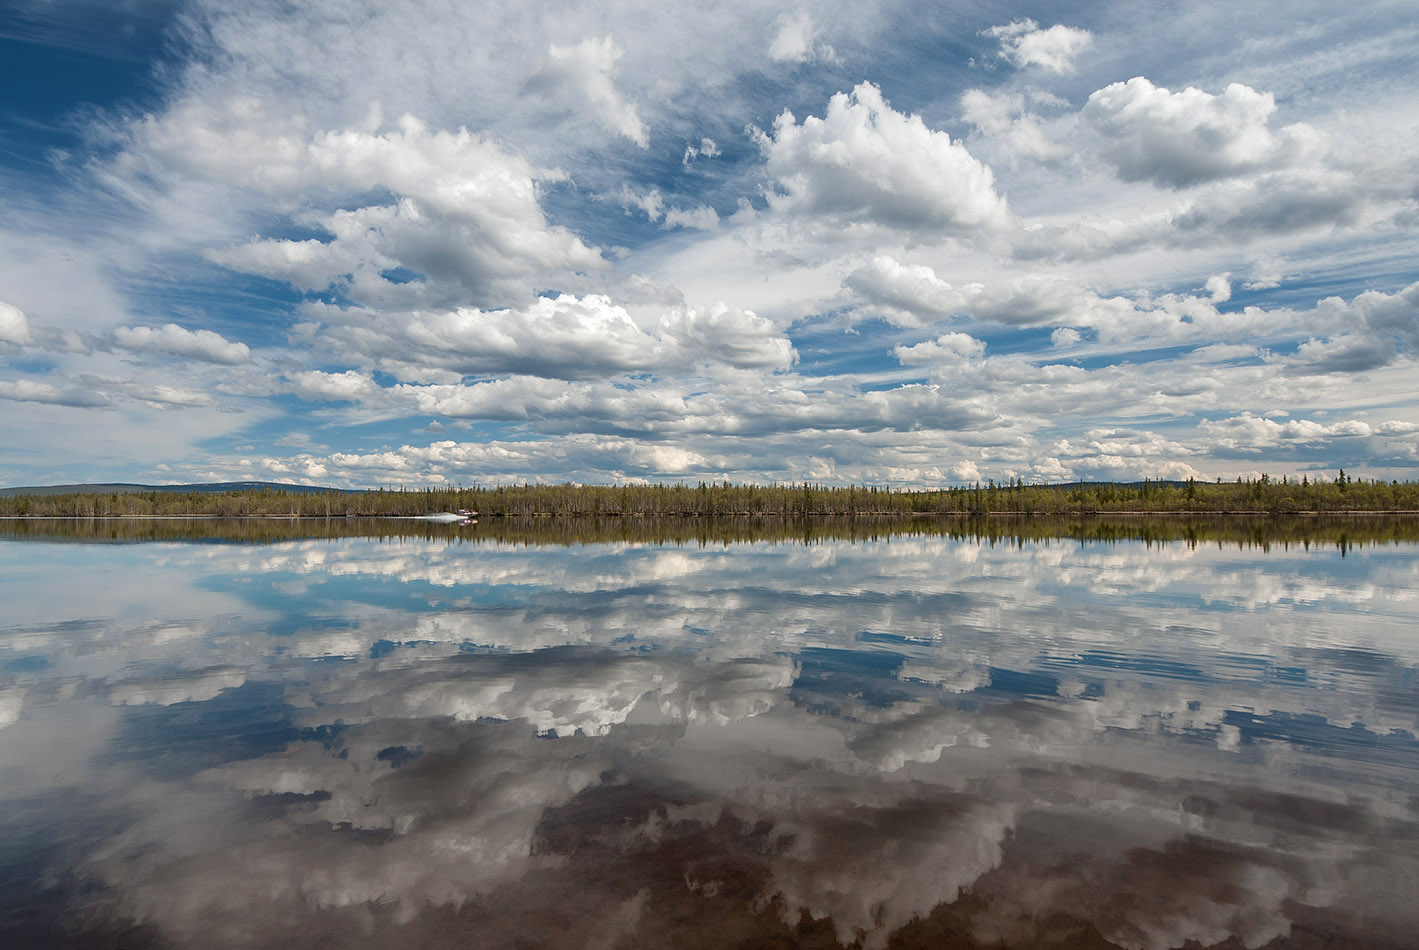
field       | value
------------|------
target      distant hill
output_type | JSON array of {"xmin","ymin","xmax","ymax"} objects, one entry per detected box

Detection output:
[{"xmin": 0, "ymin": 481, "xmax": 357, "ymax": 498}]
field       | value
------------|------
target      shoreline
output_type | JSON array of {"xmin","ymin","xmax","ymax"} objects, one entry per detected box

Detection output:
[{"xmin": 4, "ymin": 509, "xmax": 1419, "ymax": 520}]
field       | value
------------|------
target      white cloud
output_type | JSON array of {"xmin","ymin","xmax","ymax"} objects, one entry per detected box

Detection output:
[
  {"xmin": 754, "ymin": 82, "xmax": 1010, "ymax": 234},
  {"xmin": 843, "ymin": 256, "xmax": 963, "ymax": 326},
  {"xmin": 4, "ymin": 0, "xmax": 1419, "ymax": 488},
  {"xmin": 843, "ymin": 257, "xmax": 1128, "ymax": 330},
  {"xmin": 1205, "ymin": 274, "xmax": 1232, "ymax": 302},
  {"xmin": 768, "ymin": 11, "xmax": 835, "ymax": 64},
  {"xmin": 895, "ymin": 332, "xmax": 987, "ymax": 366},
  {"xmin": 1083, "ymin": 78, "xmax": 1326, "ymax": 188},
  {"xmin": 662, "ymin": 204, "xmax": 720, "ymax": 230},
  {"xmin": 618, "ymin": 186, "xmax": 719, "ymax": 230},
  {"xmin": 289, "ymin": 369, "xmax": 382, "ymax": 402},
  {"xmin": 0, "ymin": 378, "xmax": 113, "ymax": 408},
  {"xmin": 117, "ymin": 381, "xmax": 221, "ymax": 409},
  {"xmin": 112, "ymin": 323, "xmax": 251, "ymax": 364},
  {"xmin": 1014, "ymin": 161, "xmax": 1403, "ymax": 260},
  {"xmin": 1199, "ymin": 411, "xmax": 1388, "ymax": 449},
  {"xmin": 984, "ymin": 19, "xmax": 1092, "ymax": 74},
  {"xmin": 1281, "ymin": 335, "xmax": 1398, "ymax": 375},
  {"xmin": 655, "ymin": 302, "xmax": 796, "ymax": 371},
  {"xmin": 1244, "ymin": 256, "xmax": 1286, "ymax": 290},
  {"xmin": 682, "ymin": 137, "xmax": 721, "ymax": 166},
  {"xmin": 275, "ymin": 434, "xmax": 717, "ymax": 483},
  {"xmin": 135, "ymin": 103, "xmax": 606, "ymax": 308},
  {"xmin": 206, "ymin": 237, "xmax": 352, "ymax": 294},
  {"xmin": 963, "ymin": 278, "xmax": 1120, "ymax": 328},
  {"xmin": 293, "ymin": 293, "xmax": 793, "ymax": 386},
  {"xmin": 529, "ymin": 34, "xmax": 647, "ymax": 147},
  {"xmin": 0, "ymin": 301, "xmax": 33, "ymax": 345},
  {"xmin": 619, "ymin": 185, "xmax": 664, "ymax": 221},
  {"xmin": 301, "ymin": 295, "xmax": 656, "ymax": 382},
  {"xmin": 959, "ymin": 88, "xmax": 1067, "ymax": 163},
  {"xmin": 400, "ymin": 294, "xmax": 659, "ymax": 378},
  {"xmin": 1328, "ymin": 281, "xmax": 1419, "ymax": 350},
  {"xmin": 1248, "ymin": 281, "xmax": 1419, "ymax": 375}
]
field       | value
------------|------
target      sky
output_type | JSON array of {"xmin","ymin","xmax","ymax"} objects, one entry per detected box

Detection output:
[{"xmin": 0, "ymin": 0, "xmax": 1417, "ymax": 489}]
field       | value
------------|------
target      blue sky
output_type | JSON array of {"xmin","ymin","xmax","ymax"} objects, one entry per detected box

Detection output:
[{"xmin": 1, "ymin": 0, "xmax": 1417, "ymax": 488}]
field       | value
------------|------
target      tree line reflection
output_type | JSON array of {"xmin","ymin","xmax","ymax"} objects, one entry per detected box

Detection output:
[{"xmin": 4, "ymin": 513, "xmax": 1418, "ymax": 549}]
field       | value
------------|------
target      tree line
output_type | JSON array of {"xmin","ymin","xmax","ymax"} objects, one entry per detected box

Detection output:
[{"xmin": 1, "ymin": 473, "xmax": 1417, "ymax": 519}]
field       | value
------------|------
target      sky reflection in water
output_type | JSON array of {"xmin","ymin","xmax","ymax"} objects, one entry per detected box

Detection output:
[{"xmin": 2, "ymin": 522, "xmax": 1418, "ymax": 949}]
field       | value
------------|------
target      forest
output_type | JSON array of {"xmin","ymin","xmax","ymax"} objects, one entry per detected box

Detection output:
[{"xmin": 1, "ymin": 472, "xmax": 1417, "ymax": 518}]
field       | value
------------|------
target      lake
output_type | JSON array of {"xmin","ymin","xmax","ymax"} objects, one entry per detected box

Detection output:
[{"xmin": 2, "ymin": 517, "xmax": 1417, "ymax": 949}]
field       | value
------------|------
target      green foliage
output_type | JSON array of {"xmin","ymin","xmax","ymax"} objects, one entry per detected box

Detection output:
[{"xmin": 1, "ymin": 475, "xmax": 1417, "ymax": 519}]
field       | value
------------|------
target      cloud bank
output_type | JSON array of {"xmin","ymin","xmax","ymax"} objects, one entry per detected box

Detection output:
[{"xmin": 0, "ymin": 0, "xmax": 1416, "ymax": 487}]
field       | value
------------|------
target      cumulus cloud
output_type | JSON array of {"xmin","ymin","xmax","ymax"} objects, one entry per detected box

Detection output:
[
  {"xmin": 206, "ymin": 237, "xmax": 353, "ymax": 294},
  {"xmin": 233, "ymin": 275, "xmax": 1419, "ymax": 485},
  {"xmin": 844, "ymin": 256, "xmax": 1125, "ymax": 330},
  {"xmin": 395, "ymin": 294, "xmax": 666, "ymax": 379},
  {"xmin": 0, "ymin": 301, "xmax": 33, "ymax": 345},
  {"xmin": 655, "ymin": 302, "xmax": 796, "ymax": 371},
  {"xmin": 134, "ymin": 103, "xmax": 605, "ymax": 307},
  {"xmin": 243, "ymin": 381, "xmax": 1004, "ymax": 482},
  {"xmin": 0, "ymin": 378, "xmax": 113, "ymax": 408},
  {"xmin": 959, "ymin": 88, "xmax": 1067, "ymax": 163},
  {"xmin": 1199, "ymin": 412, "xmax": 1390, "ymax": 450},
  {"xmin": 1014, "ymin": 162, "xmax": 1399, "ymax": 261},
  {"xmin": 288, "ymin": 369, "xmax": 383, "ymax": 402},
  {"xmin": 1083, "ymin": 77, "xmax": 1325, "ymax": 188},
  {"xmin": 112, "ymin": 323, "xmax": 251, "ymax": 364},
  {"xmin": 1283, "ymin": 335, "xmax": 1398, "ymax": 375},
  {"xmin": 842, "ymin": 256, "xmax": 963, "ymax": 326},
  {"xmin": 1205, "ymin": 274, "xmax": 1232, "ymax": 302},
  {"xmin": 753, "ymin": 82, "xmax": 1010, "ymax": 234},
  {"xmin": 7, "ymin": 0, "xmax": 1419, "ymax": 488},
  {"xmin": 220, "ymin": 274, "xmax": 1419, "ymax": 485},
  {"xmin": 1325, "ymin": 280, "xmax": 1419, "ymax": 350},
  {"xmin": 895, "ymin": 332, "xmax": 986, "ymax": 366},
  {"xmin": 1258, "ymin": 280, "xmax": 1419, "ymax": 375},
  {"xmin": 293, "ymin": 293, "xmax": 792, "ymax": 385},
  {"xmin": 528, "ymin": 34, "xmax": 647, "ymax": 146},
  {"xmin": 984, "ymin": 19, "xmax": 1092, "ymax": 73}
]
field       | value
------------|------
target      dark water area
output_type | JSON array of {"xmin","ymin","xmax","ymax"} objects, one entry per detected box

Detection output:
[{"xmin": 2, "ymin": 519, "xmax": 1417, "ymax": 948}]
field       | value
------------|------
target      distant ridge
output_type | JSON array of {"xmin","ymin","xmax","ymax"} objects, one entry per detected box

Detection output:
[{"xmin": 0, "ymin": 481, "xmax": 357, "ymax": 498}]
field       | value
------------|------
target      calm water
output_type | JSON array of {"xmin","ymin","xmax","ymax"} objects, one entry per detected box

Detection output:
[{"xmin": 2, "ymin": 518, "xmax": 1417, "ymax": 949}]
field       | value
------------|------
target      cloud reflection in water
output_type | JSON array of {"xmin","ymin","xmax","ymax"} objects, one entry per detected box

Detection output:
[{"xmin": 1, "ymin": 527, "xmax": 1417, "ymax": 948}]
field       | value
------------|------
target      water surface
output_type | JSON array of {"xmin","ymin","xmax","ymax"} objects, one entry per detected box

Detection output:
[{"xmin": 2, "ymin": 518, "xmax": 1417, "ymax": 949}]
